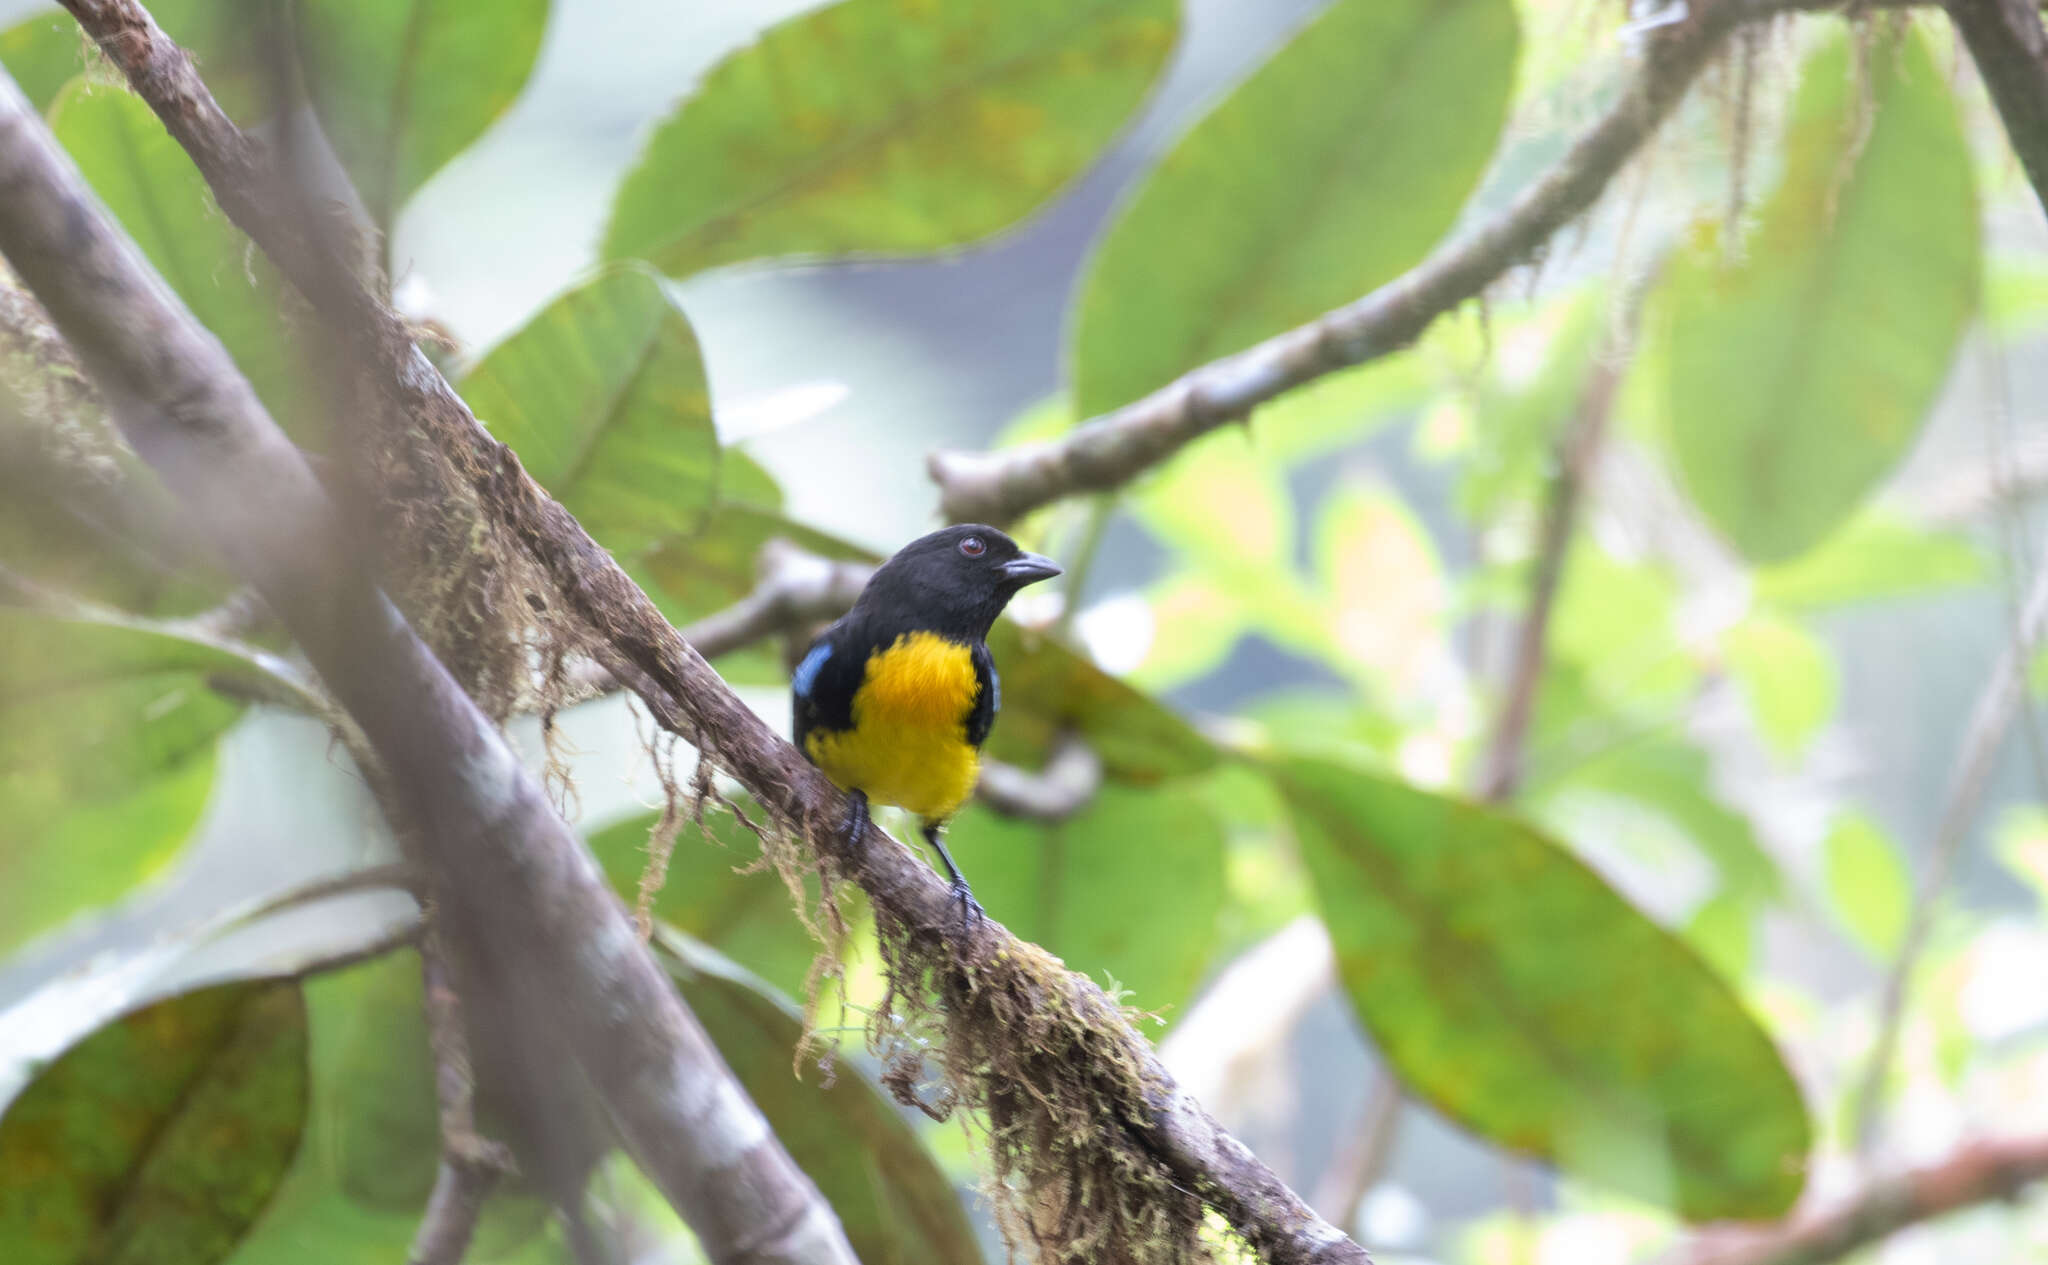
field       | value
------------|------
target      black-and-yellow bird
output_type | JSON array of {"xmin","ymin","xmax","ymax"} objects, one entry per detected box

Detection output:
[{"xmin": 792, "ymin": 524, "xmax": 1061, "ymax": 924}]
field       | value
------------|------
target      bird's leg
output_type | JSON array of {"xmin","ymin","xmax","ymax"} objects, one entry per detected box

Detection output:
[
  {"xmin": 921, "ymin": 821, "xmax": 984, "ymax": 934},
  {"xmin": 841, "ymin": 788, "xmax": 869, "ymax": 846}
]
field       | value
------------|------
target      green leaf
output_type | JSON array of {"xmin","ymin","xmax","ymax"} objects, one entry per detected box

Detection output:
[
  {"xmin": 296, "ymin": 0, "xmax": 549, "ymax": 229},
  {"xmin": 0, "ymin": 610, "xmax": 247, "ymax": 952},
  {"xmin": 1721, "ymin": 614, "xmax": 1837, "ymax": 761},
  {"xmin": 460, "ymin": 269, "xmax": 718, "ymax": 558},
  {"xmin": 1070, "ymin": 0, "xmax": 1517, "ymax": 415},
  {"xmin": 0, "ymin": 981, "xmax": 309, "ymax": 1265},
  {"xmin": 1822, "ymin": 812, "xmax": 1911, "ymax": 960},
  {"xmin": 588, "ymin": 801, "xmax": 823, "ymax": 1000},
  {"xmin": 0, "ymin": 10, "xmax": 84, "ymax": 115},
  {"xmin": 50, "ymin": 84, "xmax": 310, "ymax": 440},
  {"xmin": 1655, "ymin": 29, "xmax": 1979, "ymax": 563},
  {"xmin": 944, "ymin": 779, "xmax": 1224, "ymax": 1009},
  {"xmin": 319, "ymin": 951, "xmax": 439, "ymax": 1210},
  {"xmin": 984, "ymin": 623, "xmax": 1215, "ymax": 780},
  {"xmin": 220, "ymin": 953, "xmax": 564, "ymax": 1265},
  {"xmin": 658, "ymin": 932, "xmax": 981, "ymax": 1264},
  {"xmin": 1277, "ymin": 755, "xmax": 1810, "ymax": 1219},
  {"xmin": 602, "ymin": 0, "xmax": 1177, "ymax": 276},
  {"xmin": 1751, "ymin": 513, "xmax": 1986, "ymax": 610}
]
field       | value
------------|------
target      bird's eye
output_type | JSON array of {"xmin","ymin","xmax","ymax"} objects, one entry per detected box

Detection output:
[{"xmin": 959, "ymin": 536, "xmax": 987, "ymax": 558}]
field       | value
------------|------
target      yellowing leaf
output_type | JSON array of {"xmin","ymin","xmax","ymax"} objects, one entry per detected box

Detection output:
[{"xmin": 1278, "ymin": 755, "xmax": 1811, "ymax": 1219}]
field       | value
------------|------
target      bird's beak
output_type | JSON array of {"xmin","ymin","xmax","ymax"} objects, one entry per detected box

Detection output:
[{"xmin": 1001, "ymin": 552, "xmax": 1063, "ymax": 586}]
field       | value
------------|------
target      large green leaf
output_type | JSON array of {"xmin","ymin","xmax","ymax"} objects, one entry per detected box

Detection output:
[
  {"xmin": 1657, "ymin": 29, "xmax": 1978, "ymax": 563},
  {"xmin": 1276, "ymin": 756, "xmax": 1811, "ymax": 1219},
  {"xmin": 0, "ymin": 609, "xmax": 248, "ymax": 952},
  {"xmin": 50, "ymin": 85, "xmax": 309, "ymax": 440},
  {"xmin": 460, "ymin": 269, "xmax": 718, "ymax": 558},
  {"xmin": 589, "ymin": 801, "xmax": 822, "ymax": 1001},
  {"xmin": 657, "ymin": 932, "xmax": 981, "ymax": 1264},
  {"xmin": 296, "ymin": 0, "xmax": 549, "ymax": 229},
  {"xmin": 1069, "ymin": 0, "xmax": 1517, "ymax": 415},
  {"xmin": 942, "ymin": 780, "xmax": 1224, "ymax": 1009},
  {"xmin": 0, "ymin": 981, "xmax": 309, "ymax": 1265},
  {"xmin": 602, "ymin": 0, "xmax": 1177, "ymax": 276}
]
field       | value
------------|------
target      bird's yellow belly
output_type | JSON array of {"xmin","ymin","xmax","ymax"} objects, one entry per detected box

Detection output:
[{"xmin": 804, "ymin": 631, "xmax": 981, "ymax": 821}]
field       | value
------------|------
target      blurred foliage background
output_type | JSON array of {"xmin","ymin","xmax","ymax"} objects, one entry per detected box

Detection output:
[{"xmin": 4, "ymin": 0, "xmax": 2048, "ymax": 1262}]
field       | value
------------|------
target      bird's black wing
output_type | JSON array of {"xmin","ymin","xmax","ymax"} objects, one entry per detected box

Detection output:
[
  {"xmin": 965, "ymin": 640, "xmax": 999, "ymax": 749},
  {"xmin": 791, "ymin": 620, "xmax": 864, "ymax": 756}
]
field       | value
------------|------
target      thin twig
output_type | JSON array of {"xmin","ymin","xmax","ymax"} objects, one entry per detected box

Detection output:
[
  {"xmin": 1477, "ymin": 280, "xmax": 1643, "ymax": 801},
  {"xmin": 1849, "ymin": 554, "xmax": 2048, "ymax": 1152},
  {"xmin": 409, "ymin": 941, "xmax": 517, "ymax": 1265}
]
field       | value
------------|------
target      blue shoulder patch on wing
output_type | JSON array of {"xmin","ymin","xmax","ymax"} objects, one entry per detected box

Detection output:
[
  {"xmin": 989, "ymin": 670, "xmax": 1000, "ymax": 716},
  {"xmin": 792, "ymin": 642, "xmax": 831, "ymax": 698}
]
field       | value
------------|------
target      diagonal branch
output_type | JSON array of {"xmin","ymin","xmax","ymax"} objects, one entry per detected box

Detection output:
[
  {"xmin": 925, "ymin": 0, "xmax": 1905, "ymax": 527},
  {"xmin": 0, "ymin": 64, "xmax": 855, "ymax": 1265}
]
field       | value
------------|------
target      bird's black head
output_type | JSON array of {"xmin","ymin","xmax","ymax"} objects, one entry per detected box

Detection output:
[{"xmin": 855, "ymin": 524, "xmax": 1062, "ymax": 641}]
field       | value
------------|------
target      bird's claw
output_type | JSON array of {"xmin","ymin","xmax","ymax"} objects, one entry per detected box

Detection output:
[{"xmin": 948, "ymin": 879, "xmax": 984, "ymax": 935}]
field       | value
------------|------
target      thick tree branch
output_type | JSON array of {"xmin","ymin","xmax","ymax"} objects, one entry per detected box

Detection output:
[
  {"xmin": 1943, "ymin": 0, "xmax": 2048, "ymax": 220},
  {"xmin": 1682, "ymin": 1134, "xmax": 2048, "ymax": 1265},
  {"xmin": 0, "ymin": 67, "xmax": 855, "ymax": 1265},
  {"xmin": 925, "ymin": 0, "xmax": 1889, "ymax": 527}
]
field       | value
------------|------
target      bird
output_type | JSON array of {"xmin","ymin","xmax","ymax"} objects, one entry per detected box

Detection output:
[{"xmin": 792, "ymin": 523, "xmax": 1061, "ymax": 927}]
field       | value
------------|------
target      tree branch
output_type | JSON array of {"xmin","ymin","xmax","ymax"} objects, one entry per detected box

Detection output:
[
  {"xmin": 1943, "ymin": 0, "xmax": 2048, "ymax": 220},
  {"xmin": 925, "ymin": 0, "xmax": 1892, "ymax": 527},
  {"xmin": 0, "ymin": 64, "xmax": 855, "ymax": 1265},
  {"xmin": 1682, "ymin": 1134, "xmax": 2048, "ymax": 1265}
]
